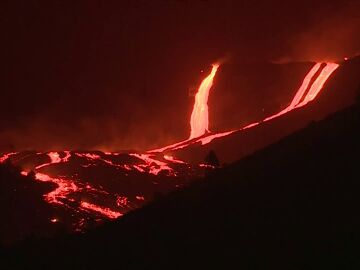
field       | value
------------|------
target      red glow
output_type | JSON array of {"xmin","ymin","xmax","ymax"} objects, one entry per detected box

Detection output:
[
  {"xmin": 76, "ymin": 153, "xmax": 101, "ymax": 160},
  {"xmin": 0, "ymin": 152, "xmax": 17, "ymax": 163},
  {"xmin": 80, "ymin": 201, "xmax": 122, "ymax": 219},
  {"xmin": 148, "ymin": 139, "xmax": 190, "ymax": 153},
  {"xmin": 75, "ymin": 152, "xmax": 132, "ymax": 170},
  {"xmin": 133, "ymin": 165, "xmax": 145, "ymax": 173},
  {"xmin": 190, "ymin": 64, "xmax": 219, "ymax": 139},
  {"xmin": 199, "ymin": 163, "xmax": 216, "ymax": 169},
  {"xmin": 116, "ymin": 196, "xmax": 130, "ymax": 207}
]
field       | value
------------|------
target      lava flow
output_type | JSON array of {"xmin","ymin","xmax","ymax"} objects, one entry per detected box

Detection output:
[
  {"xmin": 2, "ymin": 151, "xmax": 125, "ymax": 220},
  {"xmin": 196, "ymin": 62, "xmax": 339, "ymax": 145},
  {"xmin": 151, "ymin": 62, "xmax": 339, "ymax": 152},
  {"xmin": 190, "ymin": 63, "xmax": 219, "ymax": 139},
  {"xmin": 80, "ymin": 201, "xmax": 122, "ymax": 219},
  {"xmin": 296, "ymin": 63, "xmax": 340, "ymax": 107},
  {"xmin": 0, "ymin": 149, "xmax": 200, "ymax": 229},
  {"xmin": 0, "ymin": 60, "xmax": 341, "ymax": 233}
]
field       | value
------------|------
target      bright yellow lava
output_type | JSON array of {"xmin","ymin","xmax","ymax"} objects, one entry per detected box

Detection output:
[{"xmin": 189, "ymin": 63, "xmax": 219, "ymax": 139}]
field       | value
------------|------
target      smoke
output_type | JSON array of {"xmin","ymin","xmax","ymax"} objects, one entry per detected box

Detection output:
[{"xmin": 278, "ymin": 1, "xmax": 360, "ymax": 62}]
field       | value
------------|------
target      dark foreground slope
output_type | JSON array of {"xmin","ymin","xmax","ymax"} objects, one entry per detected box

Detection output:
[{"xmin": 3, "ymin": 103, "xmax": 360, "ymax": 269}]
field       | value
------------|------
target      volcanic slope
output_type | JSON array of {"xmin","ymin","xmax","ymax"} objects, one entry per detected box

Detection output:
[
  {"xmin": 4, "ymin": 99, "xmax": 360, "ymax": 269},
  {"xmin": 169, "ymin": 56, "xmax": 360, "ymax": 164}
]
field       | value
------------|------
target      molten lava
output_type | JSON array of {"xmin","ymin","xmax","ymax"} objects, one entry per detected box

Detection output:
[
  {"xmin": 189, "ymin": 64, "xmax": 219, "ymax": 139},
  {"xmin": 3, "ymin": 151, "xmax": 132, "ymax": 221},
  {"xmin": 80, "ymin": 201, "xmax": 122, "ymax": 219},
  {"xmin": 130, "ymin": 153, "xmax": 175, "ymax": 176},
  {"xmin": 196, "ymin": 62, "xmax": 339, "ymax": 145},
  {"xmin": 296, "ymin": 63, "xmax": 339, "ymax": 107},
  {"xmin": 0, "ymin": 60, "xmax": 341, "ymax": 232},
  {"xmin": 151, "ymin": 61, "xmax": 340, "ymax": 152},
  {"xmin": 263, "ymin": 63, "xmax": 323, "ymax": 121},
  {"xmin": 34, "ymin": 172, "xmax": 79, "ymax": 205},
  {"xmin": 0, "ymin": 149, "xmax": 199, "ymax": 228},
  {"xmin": 0, "ymin": 152, "xmax": 17, "ymax": 163}
]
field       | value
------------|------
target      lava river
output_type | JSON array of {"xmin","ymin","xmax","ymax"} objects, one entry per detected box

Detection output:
[{"xmin": 150, "ymin": 62, "xmax": 339, "ymax": 152}]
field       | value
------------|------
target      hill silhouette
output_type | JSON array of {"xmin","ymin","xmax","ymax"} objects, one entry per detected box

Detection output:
[{"xmin": 2, "ymin": 102, "xmax": 360, "ymax": 269}]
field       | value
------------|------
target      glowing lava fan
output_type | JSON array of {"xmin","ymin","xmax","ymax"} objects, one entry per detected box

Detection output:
[{"xmin": 0, "ymin": 60, "xmax": 341, "ymax": 232}]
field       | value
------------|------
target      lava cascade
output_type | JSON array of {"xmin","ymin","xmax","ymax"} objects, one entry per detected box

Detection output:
[
  {"xmin": 151, "ymin": 62, "xmax": 339, "ymax": 152},
  {"xmin": 189, "ymin": 64, "xmax": 219, "ymax": 139}
]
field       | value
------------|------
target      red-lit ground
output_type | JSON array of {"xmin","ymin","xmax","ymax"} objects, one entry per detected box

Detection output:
[
  {"xmin": 0, "ymin": 150, "xmax": 203, "ymax": 231},
  {"xmin": 0, "ymin": 61, "xmax": 340, "ymax": 233}
]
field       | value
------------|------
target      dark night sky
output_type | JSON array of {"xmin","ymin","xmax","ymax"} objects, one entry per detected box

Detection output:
[{"xmin": 1, "ymin": 0, "xmax": 359, "ymax": 151}]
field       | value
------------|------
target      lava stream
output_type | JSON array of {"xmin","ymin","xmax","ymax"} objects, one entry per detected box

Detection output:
[
  {"xmin": 197, "ymin": 62, "xmax": 339, "ymax": 145},
  {"xmin": 263, "ymin": 63, "xmax": 323, "ymax": 121},
  {"xmin": 151, "ymin": 62, "xmax": 339, "ymax": 152},
  {"xmin": 80, "ymin": 201, "xmax": 122, "ymax": 219},
  {"xmin": 190, "ymin": 63, "xmax": 219, "ymax": 139},
  {"xmin": 17, "ymin": 151, "xmax": 127, "ymax": 219},
  {"xmin": 0, "ymin": 152, "xmax": 17, "ymax": 163},
  {"xmin": 296, "ymin": 63, "xmax": 339, "ymax": 107},
  {"xmin": 36, "ymin": 151, "xmax": 71, "ymax": 169},
  {"xmin": 130, "ymin": 153, "xmax": 175, "ymax": 175},
  {"xmin": 34, "ymin": 172, "xmax": 79, "ymax": 205}
]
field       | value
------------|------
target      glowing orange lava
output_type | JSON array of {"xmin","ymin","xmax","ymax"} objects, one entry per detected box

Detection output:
[
  {"xmin": 296, "ymin": 63, "xmax": 339, "ymax": 108},
  {"xmin": 80, "ymin": 201, "xmax": 122, "ymax": 219},
  {"xmin": 263, "ymin": 63, "xmax": 323, "ymax": 121},
  {"xmin": 0, "ymin": 152, "xmax": 17, "ymax": 163},
  {"xmin": 0, "ymin": 60, "xmax": 341, "ymax": 227},
  {"xmin": 150, "ymin": 62, "xmax": 340, "ymax": 152},
  {"xmin": 116, "ymin": 196, "xmax": 130, "ymax": 207},
  {"xmin": 203, "ymin": 62, "xmax": 339, "ymax": 144},
  {"xmin": 6, "ymin": 151, "xmax": 131, "ymax": 220},
  {"xmin": 130, "ymin": 153, "xmax": 175, "ymax": 176},
  {"xmin": 34, "ymin": 172, "xmax": 79, "ymax": 205},
  {"xmin": 163, "ymin": 155, "xmax": 186, "ymax": 164},
  {"xmin": 189, "ymin": 64, "xmax": 220, "ymax": 139}
]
